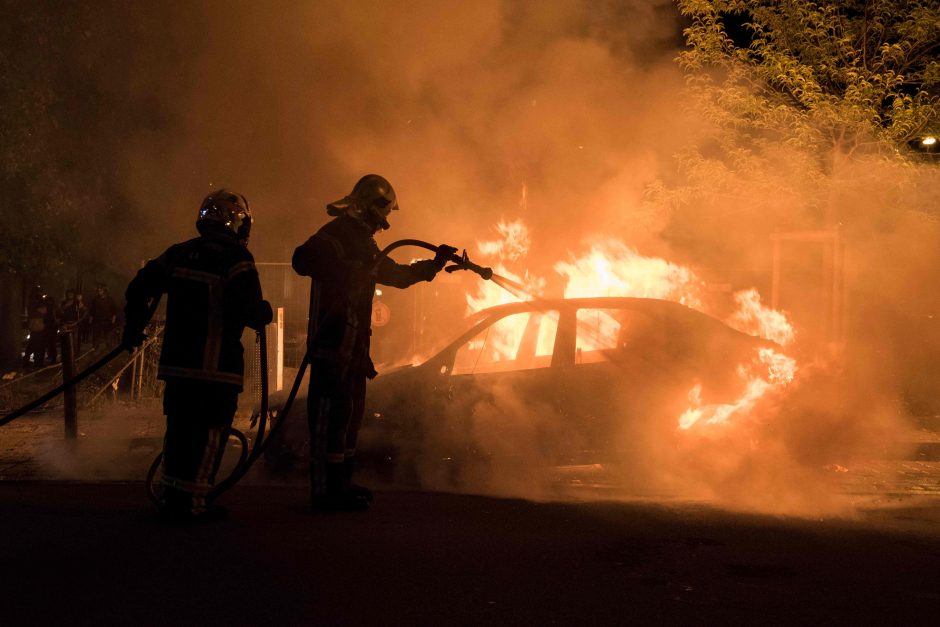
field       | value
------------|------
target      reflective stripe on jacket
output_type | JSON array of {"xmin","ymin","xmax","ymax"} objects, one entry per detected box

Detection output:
[{"xmin": 125, "ymin": 231, "xmax": 268, "ymax": 391}]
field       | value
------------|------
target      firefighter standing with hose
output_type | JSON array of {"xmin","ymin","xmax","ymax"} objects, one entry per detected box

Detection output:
[
  {"xmin": 293, "ymin": 174, "xmax": 456, "ymax": 512},
  {"xmin": 123, "ymin": 189, "xmax": 273, "ymax": 522}
]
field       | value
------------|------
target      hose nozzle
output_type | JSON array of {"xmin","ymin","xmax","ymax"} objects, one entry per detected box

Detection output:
[{"xmin": 445, "ymin": 249, "xmax": 493, "ymax": 280}]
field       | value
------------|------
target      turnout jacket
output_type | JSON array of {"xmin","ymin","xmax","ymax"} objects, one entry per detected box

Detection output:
[
  {"xmin": 292, "ymin": 216, "xmax": 439, "ymax": 378},
  {"xmin": 125, "ymin": 230, "xmax": 269, "ymax": 391}
]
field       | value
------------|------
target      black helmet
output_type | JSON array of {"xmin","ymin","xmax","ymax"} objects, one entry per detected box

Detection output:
[
  {"xmin": 197, "ymin": 188, "xmax": 252, "ymax": 242},
  {"xmin": 327, "ymin": 174, "xmax": 398, "ymax": 231}
]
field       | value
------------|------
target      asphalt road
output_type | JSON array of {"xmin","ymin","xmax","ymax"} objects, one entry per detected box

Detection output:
[
  {"xmin": 2, "ymin": 401, "xmax": 939, "ymax": 625},
  {"xmin": 1, "ymin": 482, "xmax": 938, "ymax": 626}
]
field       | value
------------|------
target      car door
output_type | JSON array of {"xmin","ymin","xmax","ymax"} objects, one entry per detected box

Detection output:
[
  {"xmin": 436, "ymin": 308, "xmax": 563, "ymax": 459},
  {"xmin": 554, "ymin": 304, "xmax": 690, "ymax": 459}
]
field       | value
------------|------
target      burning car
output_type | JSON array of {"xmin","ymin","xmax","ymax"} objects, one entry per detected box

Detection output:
[{"xmin": 355, "ymin": 296, "xmax": 780, "ymax": 483}]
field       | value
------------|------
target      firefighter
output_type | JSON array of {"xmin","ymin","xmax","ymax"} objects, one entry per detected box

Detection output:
[
  {"xmin": 293, "ymin": 174, "xmax": 456, "ymax": 511},
  {"xmin": 123, "ymin": 189, "xmax": 272, "ymax": 522}
]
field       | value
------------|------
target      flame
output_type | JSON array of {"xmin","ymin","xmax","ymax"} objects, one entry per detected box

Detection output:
[
  {"xmin": 464, "ymin": 220, "xmax": 549, "ymax": 362},
  {"xmin": 476, "ymin": 219, "xmax": 531, "ymax": 263},
  {"xmin": 465, "ymin": 218, "xmax": 798, "ymax": 433},
  {"xmin": 726, "ymin": 288, "xmax": 795, "ymax": 346},
  {"xmin": 677, "ymin": 290, "xmax": 797, "ymax": 431},
  {"xmin": 468, "ymin": 219, "xmax": 543, "ymax": 311},
  {"xmin": 555, "ymin": 240, "xmax": 706, "ymax": 308},
  {"xmin": 678, "ymin": 348, "xmax": 797, "ymax": 430}
]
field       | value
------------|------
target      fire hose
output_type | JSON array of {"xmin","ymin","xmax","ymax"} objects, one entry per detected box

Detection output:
[
  {"xmin": 145, "ymin": 238, "xmax": 499, "ymax": 506},
  {"xmin": 0, "ymin": 240, "xmax": 498, "ymax": 504}
]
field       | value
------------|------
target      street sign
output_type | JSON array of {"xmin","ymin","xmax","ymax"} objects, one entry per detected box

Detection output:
[{"xmin": 372, "ymin": 301, "xmax": 391, "ymax": 327}]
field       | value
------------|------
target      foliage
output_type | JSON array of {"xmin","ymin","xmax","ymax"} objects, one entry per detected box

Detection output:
[
  {"xmin": 678, "ymin": 0, "xmax": 939, "ymax": 149},
  {"xmin": 0, "ymin": 1, "xmax": 175, "ymax": 282},
  {"xmin": 0, "ymin": 1, "xmax": 87, "ymax": 278},
  {"xmin": 657, "ymin": 0, "xmax": 940, "ymax": 228}
]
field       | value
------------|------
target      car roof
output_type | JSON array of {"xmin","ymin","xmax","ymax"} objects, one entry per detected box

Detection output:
[
  {"xmin": 378, "ymin": 296, "xmax": 774, "ymax": 373},
  {"xmin": 460, "ymin": 296, "xmax": 772, "ymax": 346},
  {"xmin": 467, "ymin": 296, "xmax": 703, "ymax": 321}
]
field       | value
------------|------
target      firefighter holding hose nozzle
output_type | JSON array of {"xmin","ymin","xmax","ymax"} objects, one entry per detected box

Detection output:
[
  {"xmin": 123, "ymin": 189, "xmax": 273, "ymax": 522},
  {"xmin": 293, "ymin": 174, "xmax": 456, "ymax": 512}
]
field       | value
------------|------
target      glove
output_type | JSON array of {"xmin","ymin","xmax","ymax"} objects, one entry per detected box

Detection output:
[
  {"xmin": 121, "ymin": 326, "xmax": 146, "ymax": 351},
  {"xmin": 433, "ymin": 244, "xmax": 459, "ymax": 270},
  {"xmin": 259, "ymin": 300, "xmax": 274, "ymax": 326}
]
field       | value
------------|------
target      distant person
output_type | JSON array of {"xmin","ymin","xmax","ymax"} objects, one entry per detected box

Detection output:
[
  {"xmin": 292, "ymin": 174, "xmax": 456, "ymax": 511},
  {"xmin": 62, "ymin": 289, "xmax": 87, "ymax": 337},
  {"xmin": 60, "ymin": 289, "xmax": 75, "ymax": 320},
  {"xmin": 23, "ymin": 301, "xmax": 47, "ymax": 368},
  {"xmin": 122, "ymin": 188, "xmax": 272, "ymax": 522},
  {"xmin": 74, "ymin": 292, "xmax": 90, "ymax": 346},
  {"xmin": 89, "ymin": 284, "xmax": 117, "ymax": 347},
  {"xmin": 42, "ymin": 295, "xmax": 59, "ymax": 364}
]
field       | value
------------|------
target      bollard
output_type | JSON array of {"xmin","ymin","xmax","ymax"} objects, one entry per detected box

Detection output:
[
  {"xmin": 130, "ymin": 348, "xmax": 139, "ymax": 401},
  {"xmin": 60, "ymin": 330, "xmax": 77, "ymax": 440},
  {"xmin": 135, "ymin": 347, "xmax": 146, "ymax": 399}
]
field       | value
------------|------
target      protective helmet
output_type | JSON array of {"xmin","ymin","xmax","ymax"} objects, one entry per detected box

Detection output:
[
  {"xmin": 327, "ymin": 174, "xmax": 398, "ymax": 231},
  {"xmin": 197, "ymin": 188, "xmax": 252, "ymax": 242}
]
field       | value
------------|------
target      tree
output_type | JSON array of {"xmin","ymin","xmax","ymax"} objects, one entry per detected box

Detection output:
[
  {"xmin": 654, "ymin": 0, "xmax": 940, "ymax": 238},
  {"xmin": 0, "ymin": 2, "xmax": 187, "ymax": 369},
  {"xmin": 654, "ymin": 1, "xmax": 940, "ymax": 410},
  {"xmin": 679, "ymin": 0, "xmax": 939, "ymax": 148},
  {"xmin": 0, "ymin": 1, "xmax": 87, "ymax": 368}
]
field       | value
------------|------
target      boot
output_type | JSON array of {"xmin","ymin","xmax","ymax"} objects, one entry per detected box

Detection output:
[
  {"xmin": 344, "ymin": 457, "xmax": 372, "ymax": 503},
  {"xmin": 157, "ymin": 487, "xmax": 228, "ymax": 523},
  {"xmin": 310, "ymin": 462, "xmax": 370, "ymax": 512},
  {"xmin": 156, "ymin": 503, "xmax": 228, "ymax": 523},
  {"xmin": 310, "ymin": 492, "xmax": 370, "ymax": 512}
]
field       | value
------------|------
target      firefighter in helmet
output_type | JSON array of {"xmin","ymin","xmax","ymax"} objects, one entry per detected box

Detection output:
[
  {"xmin": 293, "ymin": 174, "xmax": 456, "ymax": 511},
  {"xmin": 123, "ymin": 189, "xmax": 273, "ymax": 522}
]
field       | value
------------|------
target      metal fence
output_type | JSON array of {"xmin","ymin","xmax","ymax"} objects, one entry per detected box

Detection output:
[
  {"xmin": 239, "ymin": 263, "xmax": 309, "ymax": 408},
  {"xmin": 256, "ymin": 263, "xmax": 309, "ymax": 367}
]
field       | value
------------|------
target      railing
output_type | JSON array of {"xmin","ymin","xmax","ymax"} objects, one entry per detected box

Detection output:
[
  {"xmin": 85, "ymin": 326, "xmax": 165, "ymax": 409},
  {"xmin": 0, "ymin": 326, "xmax": 96, "ymax": 414}
]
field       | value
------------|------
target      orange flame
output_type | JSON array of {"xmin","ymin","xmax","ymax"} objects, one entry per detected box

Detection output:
[
  {"xmin": 466, "ymin": 220, "xmax": 547, "ymax": 361},
  {"xmin": 726, "ymin": 288, "xmax": 795, "ymax": 347},
  {"xmin": 678, "ymin": 348, "xmax": 797, "ymax": 430},
  {"xmin": 466, "ymin": 218, "xmax": 798, "ymax": 433},
  {"xmin": 555, "ymin": 240, "xmax": 706, "ymax": 308},
  {"xmin": 476, "ymin": 219, "xmax": 531, "ymax": 263}
]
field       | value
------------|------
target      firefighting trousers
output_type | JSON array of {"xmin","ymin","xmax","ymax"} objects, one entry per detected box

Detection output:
[
  {"xmin": 307, "ymin": 368, "xmax": 367, "ymax": 497},
  {"xmin": 160, "ymin": 379, "xmax": 238, "ymax": 514}
]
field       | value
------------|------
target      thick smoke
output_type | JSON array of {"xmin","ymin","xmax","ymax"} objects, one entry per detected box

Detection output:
[
  {"xmin": 96, "ymin": 0, "xmax": 687, "ymax": 265},
  {"xmin": 15, "ymin": 1, "xmax": 938, "ymax": 515}
]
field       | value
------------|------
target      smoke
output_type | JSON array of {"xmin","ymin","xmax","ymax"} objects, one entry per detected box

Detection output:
[
  {"xmin": 35, "ymin": 404, "xmax": 163, "ymax": 481},
  {"xmin": 54, "ymin": 0, "xmax": 685, "ymax": 267},
  {"xmin": 12, "ymin": 1, "xmax": 939, "ymax": 516}
]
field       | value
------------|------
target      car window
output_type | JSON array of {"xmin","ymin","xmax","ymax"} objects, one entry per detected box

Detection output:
[
  {"xmin": 452, "ymin": 310, "xmax": 559, "ymax": 375},
  {"xmin": 575, "ymin": 308, "xmax": 663, "ymax": 364}
]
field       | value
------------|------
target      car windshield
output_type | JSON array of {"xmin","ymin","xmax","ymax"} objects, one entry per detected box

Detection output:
[{"xmin": 387, "ymin": 309, "xmax": 490, "ymax": 368}]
